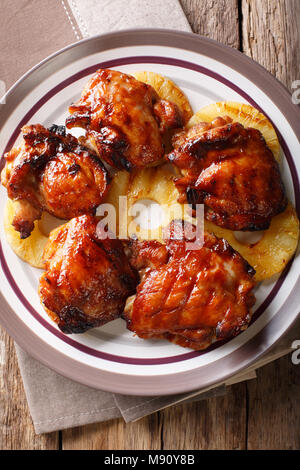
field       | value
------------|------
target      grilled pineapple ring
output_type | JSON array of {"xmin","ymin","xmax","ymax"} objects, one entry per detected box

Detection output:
[
  {"xmin": 104, "ymin": 164, "xmax": 186, "ymax": 241},
  {"xmin": 132, "ymin": 71, "xmax": 193, "ymax": 125},
  {"xmin": 3, "ymin": 199, "xmax": 48, "ymax": 268},
  {"xmin": 205, "ymin": 204, "xmax": 299, "ymax": 281}
]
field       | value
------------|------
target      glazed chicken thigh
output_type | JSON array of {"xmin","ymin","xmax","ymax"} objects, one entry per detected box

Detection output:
[
  {"xmin": 1, "ymin": 124, "xmax": 110, "ymax": 238},
  {"xmin": 124, "ymin": 221, "xmax": 256, "ymax": 350},
  {"xmin": 66, "ymin": 69, "xmax": 183, "ymax": 170},
  {"xmin": 167, "ymin": 117, "xmax": 287, "ymax": 231},
  {"xmin": 39, "ymin": 215, "xmax": 138, "ymax": 334}
]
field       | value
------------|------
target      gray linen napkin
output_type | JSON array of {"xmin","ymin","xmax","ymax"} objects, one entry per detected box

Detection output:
[
  {"xmin": 2, "ymin": 0, "xmax": 299, "ymax": 434},
  {"xmin": 15, "ymin": 318, "xmax": 299, "ymax": 433}
]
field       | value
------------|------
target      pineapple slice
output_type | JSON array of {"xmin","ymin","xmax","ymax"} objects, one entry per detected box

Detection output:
[
  {"xmin": 126, "ymin": 164, "xmax": 187, "ymax": 241},
  {"xmin": 205, "ymin": 204, "xmax": 299, "ymax": 281},
  {"xmin": 132, "ymin": 71, "xmax": 193, "ymax": 125},
  {"xmin": 103, "ymin": 164, "xmax": 189, "ymax": 242},
  {"xmin": 3, "ymin": 199, "xmax": 48, "ymax": 269}
]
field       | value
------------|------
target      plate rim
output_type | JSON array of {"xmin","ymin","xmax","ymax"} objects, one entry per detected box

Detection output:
[{"xmin": 0, "ymin": 28, "xmax": 299, "ymax": 395}]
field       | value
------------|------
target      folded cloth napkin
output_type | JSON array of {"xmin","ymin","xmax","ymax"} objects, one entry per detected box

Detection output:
[
  {"xmin": 15, "ymin": 322, "xmax": 298, "ymax": 434},
  {"xmin": 1, "ymin": 0, "xmax": 299, "ymax": 434}
]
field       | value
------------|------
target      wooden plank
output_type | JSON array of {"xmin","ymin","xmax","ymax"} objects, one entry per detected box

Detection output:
[
  {"xmin": 242, "ymin": 0, "xmax": 300, "ymax": 449},
  {"xmin": 161, "ymin": 383, "xmax": 247, "ymax": 450},
  {"xmin": 0, "ymin": 327, "xmax": 58, "ymax": 449},
  {"xmin": 242, "ymin": 0, "xmax": 300, "ymax": 89},
  {"xmin": 62, "ymin": 413, "xmax": 162, "ymax": 450},
  {"xmin": 180, "ymin": 0, "xmax": 240, "ymax": 48},
  {"xmin": 247, "ymin": 356, "xmax": 300, "ymax": 450}
]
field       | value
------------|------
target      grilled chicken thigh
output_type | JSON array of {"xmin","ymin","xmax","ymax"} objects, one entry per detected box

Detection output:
[
  {"xmin": 167, "ymin": 117, "xmax": 287, "ymax": 231},
  {"xmin": 66, "ymin": 69, "xmax": 183, "ymax": 170},
  {"xmin": 124, "ymin": 220, "xmax": 256, "ymax": 350},
  {"xmin": 1, "ymin": 124, "xmax": 110, "ymax": 238},
  {"xmin": 39, "ymin": 215, "xmax": 138, "ymax": 334}
]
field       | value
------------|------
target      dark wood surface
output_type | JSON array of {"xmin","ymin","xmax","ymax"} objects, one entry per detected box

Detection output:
[{"xmin": 0, "ymin": 0, "xmax": 299, "ymax": 450}]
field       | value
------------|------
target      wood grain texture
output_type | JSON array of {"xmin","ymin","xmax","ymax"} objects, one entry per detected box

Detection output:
[
  {"xmin": 161, "ymin": 383, "xmax": 247, "ymax": 450},
  {"xmin": 242, "ymin": 0, "xmax": 300, "ymax": 90},
  {"xmin": 242, "ymin": 0, "xmax": 300, "ymax": 449},
  {"xmin": 247, "ymin": 356, "xmax": 300, "ymax": 450},
  {"xmin": 0, "ymin": 327, "xmax": 58, "ymax": 449},
  {"xmin": 180, "ymin": 0, "xmax": 240, "ymax": 48},
  {"xmin": 62, "ymin": 413, "xmax": 162, "ymax": 450}
]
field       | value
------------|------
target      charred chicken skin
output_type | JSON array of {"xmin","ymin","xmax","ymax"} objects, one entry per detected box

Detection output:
[
  {"xmin": 167, "ymin": 117, "xmax": 287, "ymax": 231},
  {"xmin": 66, "ymin": 69, "xmax": 183, "ymax": 171},
  {"xmin": 1, "ymin": 124, "xmax": 110, "ymax": 238},
  {"xmin": 39, "ymin": 215, "xmax": 138, "ymax": 334},
  {"xmin": 124, "ymin": 220, "xmax": 256, "ymax": 350}
]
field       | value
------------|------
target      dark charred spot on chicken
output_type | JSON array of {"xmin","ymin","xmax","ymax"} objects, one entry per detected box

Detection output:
[
  {"xmin": 58, "ymin": 306, "xmax": 96, "ymax": 334},
  {"xmin": 48, "ymin": 124, "xmax": 66, "ymax": 136},
  {"xmin": 68, "ymin": 163, "xmax": 81, "ymax": 175}
]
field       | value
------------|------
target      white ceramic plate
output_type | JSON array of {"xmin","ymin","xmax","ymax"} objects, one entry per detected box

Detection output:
[{"xmin": 0, "ymin": 29, "xmax": 299, "ymax": 395}]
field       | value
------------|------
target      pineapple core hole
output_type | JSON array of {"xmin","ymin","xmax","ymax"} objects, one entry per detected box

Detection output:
[
  {"xmin": 131, "ymin": 199, "xmax": 164, "ymax": 230},
  {"xmin": 234, "ymin": 231, "xmax": 263, "ymax": 245}
]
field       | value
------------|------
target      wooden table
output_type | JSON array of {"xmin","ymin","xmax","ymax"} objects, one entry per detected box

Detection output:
[{"xmin": 0, "ymin": 0, "xmax": 299, "ymax": 450}]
